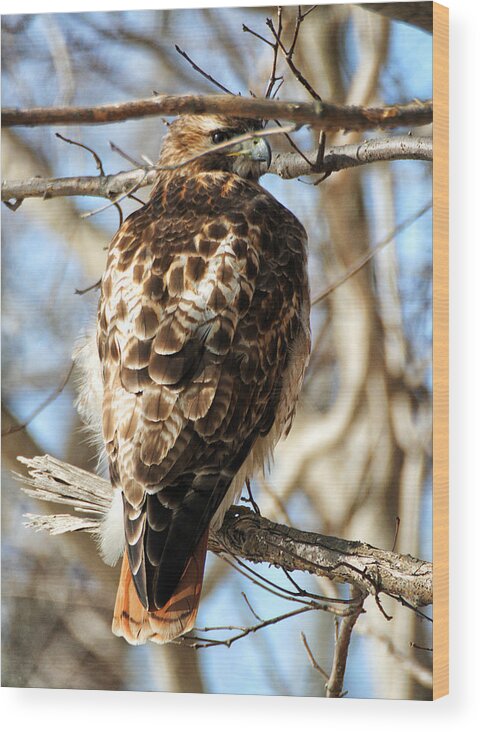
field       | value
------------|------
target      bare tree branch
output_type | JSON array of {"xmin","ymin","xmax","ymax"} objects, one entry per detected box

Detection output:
[
  {"xmin": 2, "ymin": 135, "xmax": 432, "ymax": 207},
  {"xmin": 16, "ymin": 453, "xmax": 432, "ymax": 610},
  {"xmin": 55, "ymin": 132, "xmax": 124, "ymax": 224},
  {"xmin": 326, "ymin": 593, "xmax": 366, "ymax": 697},
  {"xmin": 175, "ymin": 605, "xmax": 316, "ymax": 650},
  {"xmin": 2, "ymin": 94, "xmax": 433, "ymax": 130},
  {"xmin": 174, "ymin": 45, "xmax": 235, "ymax": 96},
  {"xmin": 273, "ymin": 135, "xmax": 431, "ymax": 183},
  {"xmin": 266, "ymin": 8, "xmax": 322, "ymax": 103}
]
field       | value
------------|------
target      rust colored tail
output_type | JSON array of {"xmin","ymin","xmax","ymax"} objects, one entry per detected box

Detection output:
[{"xmin": 112, "ymin": 531, "xmax": 208, "ymax": 645}]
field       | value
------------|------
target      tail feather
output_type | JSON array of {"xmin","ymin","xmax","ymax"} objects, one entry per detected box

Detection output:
[{"xmin": 112, "ymin": 530, "xmax": 208, "ymax": 645}]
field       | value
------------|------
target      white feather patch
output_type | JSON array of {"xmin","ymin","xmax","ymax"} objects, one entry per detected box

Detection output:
[
  {"xmin": 99, "ymin": 489, "xmax": 125, "ymax": 566},
  {"xmin": 72, "ymin": 324, "xmax": 107, "ymax": 472}
]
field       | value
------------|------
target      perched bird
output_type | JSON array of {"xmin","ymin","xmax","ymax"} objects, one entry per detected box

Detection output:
[{"xmin": 75, "ymin": 114, "xmax": 310, "ymax": 644}]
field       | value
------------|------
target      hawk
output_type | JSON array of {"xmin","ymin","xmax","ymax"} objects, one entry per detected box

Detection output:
[{"xmin": 75, "ymin": 114, "xmax": 310, "ymax": 645}]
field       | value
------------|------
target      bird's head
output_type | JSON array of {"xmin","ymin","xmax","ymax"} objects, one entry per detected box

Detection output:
[{"xmin": 157, "ymin": 115, "xmax": 272, "ymax": 180}]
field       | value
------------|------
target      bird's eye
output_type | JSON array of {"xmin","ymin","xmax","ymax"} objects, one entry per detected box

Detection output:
[{"xmin": 211, "ymin": 130, "xmax": 229, "ymax": 144}]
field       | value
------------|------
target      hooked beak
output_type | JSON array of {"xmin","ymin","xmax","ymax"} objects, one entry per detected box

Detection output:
[
  {"xmin": 246, "ymin": 136, "xmax": 272, "ymax": 169},
  {"xmin": 228, "ymin": 136, "xmax": 272, "ymax": 171}
]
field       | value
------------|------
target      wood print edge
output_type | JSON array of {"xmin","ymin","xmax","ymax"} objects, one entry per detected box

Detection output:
[{"xmin": 432, "ymin": 0, "xmax": 449, "ymax": 701}]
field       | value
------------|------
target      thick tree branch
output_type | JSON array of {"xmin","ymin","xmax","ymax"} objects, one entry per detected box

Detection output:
[
  {"xmin": 272, "ymin": 135, "xmax": 432, "ymax": 177},
  {"xmin": 2, "ymin": 94, "xmax": 432, "ymax": 131},
  {"xmin": 210, "ymin": 507, "xmax": 431, "ymax": 609},
  {"xmin": 16, "ymin": 454, "xmax": 432, "ymax": 611},
  {"xmin": 2, "ymin": 135, "xmax": 432, "ymax": 206}
]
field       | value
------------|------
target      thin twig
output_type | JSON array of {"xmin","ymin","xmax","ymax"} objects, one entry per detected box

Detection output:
[
  {"xmin": 301, "ymin": 632, "xmax": 330, "ymax": 682},
  {"xmin": 218, "ymin": 536, "xmax": 357, "ymax": 609},
  {"xmin": 243, "ymin": 10, "xmax": 280, "ymax": 99},
  {"xmin": 219, "ymin": 554, "xmax": 316, "ymax": 606},
  {"xmin": 2, "ymin": 362, "xmax": 74, "ymax": 437},
  {"xmin": 266, "ymin": 15, "xmax": 322, "ymax": 102},
  {"xmin": 108, "ymin": 142, "xmax": 149, "ymax": 202},
  {"xmin": 392, "ymin": 517, "xmax": 401, "ymax": 552},
  {"xmin": 355, "ymin": 625, "xmax": 433, "ymax": 688},
  {"xmin": 389, "ymin": 595, "xmax": 432, "ymax": 623},
  {"xmin": 241, "ymin": 592, "xmax": 265, "ymax": 622},
  {"xmin": 242, "ymin": 24, "xmax": 275, "ymax": 49},
  {"xmin": 218, "ymin": 553, "xmax": 352, "ymax": 616},
  {"xmin": 312, "ymin": 130, "xmax": 329, "ymax": 183},
  {"xmin": 109, "ymin": 140, "xmax": 143, "ymax": 167},
  {"xmin": 55, "ymin": 132, "xmax": 124, "ymax": 225},
  {"xmin": 289, "ymin": 6, "xmax": 304, "ymax": 59},
  {"xmin": 175, "ymin": 45, "xmax": 235, "ymax": 95},
  {"xmin": 257, "ymin": 474, "xmax": 293, "ymax": 525},
  {"xmin": 243, "ymin": 477, "xmax": 261, "ymax": 515},
  {"xmin": 245, "ymin": 7, "xmax": 316, "ymax": 160},
  {"xmin": 410, "ymin": 642, "xmax": 433, "ymax": 652},
  {"xmin": 311, "ymin": 200, "xmax": 433, "ymax": 306},
  {"xmin": 80, "ymin": 169, "xmax": 148, "ymax": 219},
  {"xmin": 373, "ymin": 591, "xmax": 393, "ymax": 621},
  {"xmin": 300, "ymin": 6, "xmax": 319, "ymax": 20},
  {"xmin": 74, "ymin": 278, "xmax": 102, "ymax": 296},
  {"xmin": 175, "ymin": 605, "xmax": 314, "ymax": 649},
  {"xmin": 279, "ymin": 125, "xmax": 312, "ymax": 163},
  {"xmin": 55, "ymin": 132, "xmax": 106, "ymax": 174}
]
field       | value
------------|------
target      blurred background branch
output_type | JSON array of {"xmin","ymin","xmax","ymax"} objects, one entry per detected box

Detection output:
[{"xmin": 361, "ymin": 2, "xmax": 433, "ymax": 33}]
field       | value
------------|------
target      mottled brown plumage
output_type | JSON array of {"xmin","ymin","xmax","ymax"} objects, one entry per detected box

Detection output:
[{"xmin": 97, "ymin": 114, "xmax": 310, "ymax": 644}]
